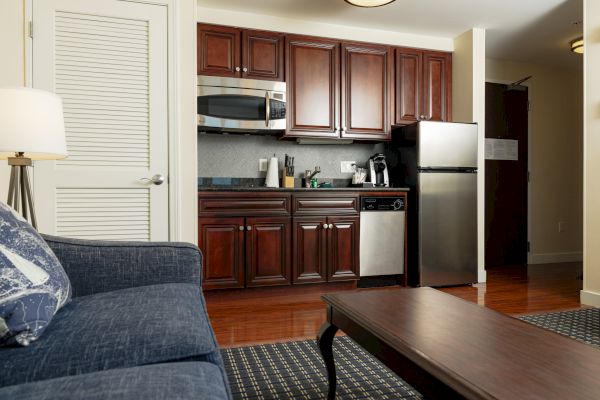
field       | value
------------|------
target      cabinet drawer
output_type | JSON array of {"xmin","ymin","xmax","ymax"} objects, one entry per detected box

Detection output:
[
  {"xmin": 198, "ymin": 192, "xmax": 291, "ymax": 216},
  {"xmin": 292, "ymin": 194, "xmax": 359, "ymax": 215}
]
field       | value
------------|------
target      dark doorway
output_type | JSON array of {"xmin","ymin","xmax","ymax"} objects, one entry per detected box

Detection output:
[{"xmin": 485, "ymin": 82, "xmax": 529, "ymax": 268}]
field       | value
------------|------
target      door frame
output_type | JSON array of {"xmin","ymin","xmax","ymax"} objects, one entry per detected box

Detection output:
[
  {"xmin": 24, "ymin": 0, "xmax": 194, "ymax": 242},
  {"xmin": 485, "ymin": 78, "xmax": 532, "ymax": 264}
]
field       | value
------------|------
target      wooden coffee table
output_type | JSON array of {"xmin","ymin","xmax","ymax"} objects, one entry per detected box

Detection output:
[{"xmin": 317, "ymin": 287, "xmax": 600, "ymax": 400}]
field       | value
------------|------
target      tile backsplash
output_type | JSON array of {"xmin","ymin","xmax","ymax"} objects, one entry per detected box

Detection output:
[{"xmin": 197, "ymin": 133, "xmax": 377, "ymax": 179}]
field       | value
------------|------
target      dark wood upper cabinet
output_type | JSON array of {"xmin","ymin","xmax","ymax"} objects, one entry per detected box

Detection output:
[
  {"xmin": 285, "ymin": 36, "xmax": 340, "ymax": 138},
  {"xmin": 395, "ymin": 48, "xmax": 422, "ymax": 125},
  {"xmin": 422, "ymin": 50, "xmax": 452, "ymax": 122},
  {"xmin": 242, "ymin": 29, "xmax": 284, "ymax": 81},
  {"xmin": 197, "ymin": 24, "xmax": 241, "ymax": 77},
  {"xmin": 327, "ymin": 216, "xmax": 360, "ymax": 281},
  {"xmin": 245, "ymin": 217, "xmax": 291, "ymax": 287},
  {"xmin": 341, "ymin": 43, "xmax": 393, "ymax": 141},
  {"xmin": 293, "ymin": 217, "xmax": 328, "ymax": 284},
  {"xmin": 394, "ymin": 48, "xmax": 452, "ymax": 125},
  {"xmin": 197, "ymin": 24, "xmax": 284, "ymax": 81},
  {"xmin": 198, "ymin": 217, "xmax": 245, "ymax": 290}
]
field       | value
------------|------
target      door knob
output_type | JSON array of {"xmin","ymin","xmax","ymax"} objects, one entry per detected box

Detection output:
[
  {"xmin": 242, "ymin": 67, "xmax": 248, "ymax": 72},
  {"xmin": 323, "ymin": 224, "xmax": 328, "ymax": 229},
  {"xmin": 328, "ymin": 224, "xmax": 333, "ymax": 229},
  {"xmin": 139, "ymin": 174, "xmax": 165, "ymax": 185}
]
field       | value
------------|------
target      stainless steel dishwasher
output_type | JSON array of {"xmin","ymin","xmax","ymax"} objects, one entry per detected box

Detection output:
[{"xmin": 359, "ymin": 196, "xmax": 406, "ymax": 276}]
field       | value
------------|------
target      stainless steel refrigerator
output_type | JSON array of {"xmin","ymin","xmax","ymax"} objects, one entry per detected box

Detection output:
[{"xmin": 385, "ymin": 121, "xmax": 478, "ymax": 287}]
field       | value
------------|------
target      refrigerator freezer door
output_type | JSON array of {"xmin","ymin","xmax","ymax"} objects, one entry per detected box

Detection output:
[
  {"xmin": 418, "ymin": 171, "xmax": 477, "ymax": 286},
  {"xmin": 417, "ymin": 121, "xmax": 478, "ymax": 168}
]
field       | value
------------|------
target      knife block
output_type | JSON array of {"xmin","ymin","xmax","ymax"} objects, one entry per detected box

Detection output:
[{"xmin": 283, "ymin": 176, "xmax": 295, "ymax": 188}]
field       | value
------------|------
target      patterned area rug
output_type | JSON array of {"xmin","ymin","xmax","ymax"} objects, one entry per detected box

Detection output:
[{"xmin": 221, "ymin": 308, "xmax": 599, "ymax": 399}]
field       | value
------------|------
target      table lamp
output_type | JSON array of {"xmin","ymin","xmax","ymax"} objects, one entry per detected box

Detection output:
[{"xmin": 0, "ymin": 87, "xmax": 67, "ymax": 229}]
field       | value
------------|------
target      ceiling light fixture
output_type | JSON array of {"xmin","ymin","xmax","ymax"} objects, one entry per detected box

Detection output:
[
  {"xmin": 344, "ymin": 0, "xmax": 396, "ymax": 7},
  {"xmin": 570, "ymin": 37, "xmax": 583, "ymax": 54}
]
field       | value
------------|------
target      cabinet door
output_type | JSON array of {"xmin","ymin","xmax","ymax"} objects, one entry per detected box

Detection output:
[
  {"xmin": 198, "ymin": 217, "xmax": 245, "ymax": 290},
  {"xmin": 293, "ymin": 217, "xmax": 328, "ymax": 284},
  {"xmin": 285, "ymin": 36, "xmax": 340, "ymax": 138},
  {"xmin": 245, "ymin": 217, "xmax": 291, "ymax": 287},
  {"xmin": 341, "ymin": 43, "xmax": 392, "ymax": 140},
  {"xmin": 327, "ymin": 216, "xmax": 360, "ymax": 281},
  {"xmin": 242, "ymin": 29, "xmax": 284, "ymax": 81},
  {"xmin": 395, "ymin": 48, "xmax": 422, "ymax": 125},
  {"xmin": 422, "ymin": 51, "xmax": 452, "ymax": 122},
  {"xmin": 197, "ymin": 24, "xmax": 241, "ymax": 77}
]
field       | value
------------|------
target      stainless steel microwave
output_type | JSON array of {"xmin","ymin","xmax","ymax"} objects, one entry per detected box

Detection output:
[{"xmin": 197, "ymin": 76, "xmax": 286, "ymax": 133}]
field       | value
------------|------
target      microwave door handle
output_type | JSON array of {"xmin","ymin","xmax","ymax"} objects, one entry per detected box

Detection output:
[{"xmin": 265, "ymin": 92, "xmax": 270, "ymax": 128}]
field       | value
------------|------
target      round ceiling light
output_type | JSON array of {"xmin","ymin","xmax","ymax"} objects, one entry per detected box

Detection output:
[
  {"xmin": 571, "ymin": 37, "xmax": 583, "ymax": 54},
  {"xmin": 344, "ymin": 0, "xmax": 396, "ymax": 7}
]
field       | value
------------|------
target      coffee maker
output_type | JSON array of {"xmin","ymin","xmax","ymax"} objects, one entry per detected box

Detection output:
[{"xmin": 368, "ymin": 153, "xmax": 389, "ymax": 187}]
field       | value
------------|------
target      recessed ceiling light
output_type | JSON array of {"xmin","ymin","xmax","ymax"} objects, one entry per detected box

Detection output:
[
  {"xmin": 571, "ymin": 37, "xmax": 583, "ymax": 54},
  {"xmin": 344, "ymin": 0, "xmax": 396, "ymax": 7}
]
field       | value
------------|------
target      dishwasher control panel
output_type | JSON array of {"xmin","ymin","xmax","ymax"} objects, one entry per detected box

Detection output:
[{"xmin": 361, "ymin": 197, "xmax": 405, "ymax": 211}]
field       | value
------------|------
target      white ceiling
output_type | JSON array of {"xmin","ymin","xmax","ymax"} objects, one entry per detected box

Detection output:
[{"xmin": 197, "ymin": 0, "xmax": 583, "ymax": 70}]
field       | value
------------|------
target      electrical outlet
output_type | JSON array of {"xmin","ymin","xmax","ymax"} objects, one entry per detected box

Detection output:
[
  {"xmin": 340, "ymin": 161, "xmax": 356, "ymax": 173},
  {"xmin": 558, "ymin": 221, "xmax": 566, "ymax": 233},
  {"xmin": 258, "ymin": 158, "xmax": 268, "ymax": 172}
]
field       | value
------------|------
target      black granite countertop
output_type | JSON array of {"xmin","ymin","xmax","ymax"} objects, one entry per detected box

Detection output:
[
  {"xmin": 197, "ymin": 177, "xmax": 409, "ymax": 192},
  {"xmin": 198, "ymin": 186, "xmax": 410, "ymax": 192}
]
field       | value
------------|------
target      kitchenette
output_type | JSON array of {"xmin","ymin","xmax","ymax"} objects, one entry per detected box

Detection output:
[{"xmin": 196, "ymin": 22, "xmax": 477, "ymax": 291}]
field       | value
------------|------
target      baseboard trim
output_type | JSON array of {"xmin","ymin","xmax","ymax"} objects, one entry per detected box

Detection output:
[
  {"xmin": 529, "ymin": 252, "xmax": 583, "ymax": 264},
  {"xmin": 581, "ymin": 290, "xmax": 600, "ymax": 307},
  {"xmin": 477, "ymin": 268, "xmax": 487, "ymax": 283}
]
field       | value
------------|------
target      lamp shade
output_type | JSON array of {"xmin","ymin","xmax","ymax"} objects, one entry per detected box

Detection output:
[{"xmin": 0, "ymin": 87, "xmax": 67, "ymax": 160}]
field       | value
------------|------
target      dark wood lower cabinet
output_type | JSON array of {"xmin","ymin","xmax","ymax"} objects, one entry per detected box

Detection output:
[
  {"xmin": 327, "ymin": 216, "xmax": 360, "ymax": 281},
  {"xmin": 293, "ymin": 215, "xmax": 360, "ymax": 284},
  {"xmin": 246, "ymin": 217, "xmax": 291, "ymax": 287},
  {"xmin": 293, "ymin": 217, "xmax": 328, "ymax": 284},
  {"xmin": 198, "ymin": 217, "xmax": 245, "ymax": 290}
]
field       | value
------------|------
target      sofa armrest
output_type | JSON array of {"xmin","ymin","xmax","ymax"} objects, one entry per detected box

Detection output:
[{"xmin": 42, "ymin": 234, "xmax": 202, "ymax": 298}]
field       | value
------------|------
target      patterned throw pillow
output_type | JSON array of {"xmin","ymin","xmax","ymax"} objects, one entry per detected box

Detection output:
[{"xmin": 0, "ymin": 201, "xmax": 71, "ymax": 346}]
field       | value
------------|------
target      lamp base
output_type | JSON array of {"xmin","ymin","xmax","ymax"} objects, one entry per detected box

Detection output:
[{"xmin": 7, "ymin": 153, "xmax": 37, "ymax": 229}]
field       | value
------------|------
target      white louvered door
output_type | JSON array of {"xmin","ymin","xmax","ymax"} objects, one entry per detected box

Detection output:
[{"xmin": 32, "ymin": 0, "xmax": 169, "ymax": 241}]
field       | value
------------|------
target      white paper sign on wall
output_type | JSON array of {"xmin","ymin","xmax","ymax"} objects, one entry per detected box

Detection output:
[{"xmin": 485, "ymin": 139, "xmax": 519, "ymax": 161}]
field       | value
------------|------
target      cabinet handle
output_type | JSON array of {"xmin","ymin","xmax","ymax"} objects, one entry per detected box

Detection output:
[
  {"xmin": 242, "ymin": 67, "xmax": 248, "ymax": 72},
  {"xmin": 235, "ymin": 67, "xmax": 241, "ymax": 72},
  {"xmin": 342, "ymin": 126, "xmax": 347, "ymax": 132},
  {"xmin": 239, "ymin": 226, "xmax": 244, "ymax": 231},
  {"xmin": 335, "ymin": 125, "xmax": 340, "ymax": 132},
  {"xmin": 328, "ymin": 224, "xmax": 333, "ymax": 229},
  {"xmin": 246, "ymin": 225, "xmax": 252, "ymax": 231},
  {"xmin": 418, "ymin": 115, "xmax": 425, "ymax": 121},
  {"xmin": 322, "ymin": 223, "xmax": 328, "ymax": 229}
]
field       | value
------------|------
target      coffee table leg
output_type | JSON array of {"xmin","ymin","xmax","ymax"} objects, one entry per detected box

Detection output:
[{"xmin": 317, "ymin": 322, "xmax": 339, "ymax": 400}]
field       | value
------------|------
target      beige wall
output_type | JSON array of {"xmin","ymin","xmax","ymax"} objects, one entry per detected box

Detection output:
[
  {"xmin": 0, "ymin": 0, "xmax": 26, "ymax": 202},
  {"xmin": 453, "ymin": 29, "xmax": 486, "ymax": 282},
  {"xmin": 486, "ymin": 58, "xmax": 583, "ymax": 263},
  {"xmin": 582, "ymin": 0, "xmax": 600, "ymax": 306},
  {"xmin": 197, "ymin": 3, "xmax": 453, "ymax": 51}
]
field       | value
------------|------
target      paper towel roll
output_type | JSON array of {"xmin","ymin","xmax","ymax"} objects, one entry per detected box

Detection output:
[{"xmin": 265, "ymin": 156, "xmax": 279, "ymax": 188}]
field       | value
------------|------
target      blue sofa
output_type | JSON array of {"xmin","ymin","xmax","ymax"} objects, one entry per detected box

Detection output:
[{"xmin": 0, "ymin": 235, "xmax": 231, "ymax": 399}]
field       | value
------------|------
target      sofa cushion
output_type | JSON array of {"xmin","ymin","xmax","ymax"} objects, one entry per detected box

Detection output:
[
  {"xmin": 0, "ymin": 362, "xmax": 229, "ymax": 400},
  {"xmin": 0, "ymin": 283, "xmax": 222, "ymax": 386},
  {"xmin": 0, "ymin": 201, "xmax": 71, "ymax": 347}
]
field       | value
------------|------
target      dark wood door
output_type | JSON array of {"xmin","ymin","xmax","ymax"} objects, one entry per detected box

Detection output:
[
  {"xmin": 340, "ymin": 43, "xmax": 392, "ymax": 140},
  {"xmin": 422, "ymin": 51, "xmax": 452, "ymax": 122},
  {"xmin": 285, "ymin": 36, "xmax": 340, "ymax": 138},
  {"xmin": 245, "ymin": 217, "xmax": 292, "ymax": 287},
  {"xmin": 293, "ymin": 217, "xmax": 328, "ymax": 284},
  {"xmin": 197, "ymin": 24, "xmax": 241, "ymax": 77},
  {"xmin": 395, "ymin": 48, "xmax": 422, "ymax": 125},
  {"xmin": 242, "ymin": 29, "xmax": 284, "ymax": 81},
  {"xmin": 198, "ymin": 217, "xmax": 245, "ymax": 290},
  {"xmin": 485, "ymin": 82, "xmax": 528, "ymax": 267},
  {"xmin": 327, "ymin": 216, "xmax": 360, "ymax": 281}
]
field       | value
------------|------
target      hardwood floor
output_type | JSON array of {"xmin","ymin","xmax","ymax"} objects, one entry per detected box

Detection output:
[{"xmin": 204, "ymin": 262, "xmax": 584, "ymax": 348}]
